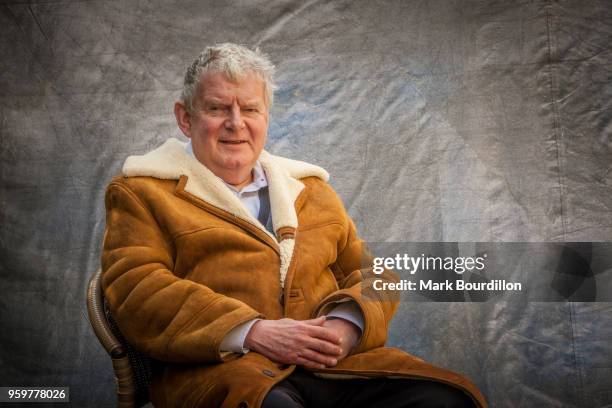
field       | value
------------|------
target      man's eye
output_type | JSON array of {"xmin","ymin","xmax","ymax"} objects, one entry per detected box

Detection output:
[{"xmin": 207, "ymin": 106, "xmax": 228, "ymax": 114}]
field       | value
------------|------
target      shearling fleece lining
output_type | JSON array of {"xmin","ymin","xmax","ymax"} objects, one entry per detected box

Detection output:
[
  {"xmin": 278, "ymin": 239, "xmax": 295, "ymax": 287},
  {"xmin": 122, "ymin": 138, "xmax": 327, "ymax": 235}
]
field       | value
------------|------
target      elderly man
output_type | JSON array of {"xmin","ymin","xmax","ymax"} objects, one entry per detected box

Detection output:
[{"xmin": 102, "ymin": 43, "xmax": 486, "ymax": 407}]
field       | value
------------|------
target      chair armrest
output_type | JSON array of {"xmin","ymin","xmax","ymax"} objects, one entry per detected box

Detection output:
[{"xmin": 87, "ymin": 269, "xmax": 126, "ymax": 359}]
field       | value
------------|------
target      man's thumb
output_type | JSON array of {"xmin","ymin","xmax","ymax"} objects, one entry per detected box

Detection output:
[{"xmin": 304, "ymin": 315, "xmax": 327, "ymax": 326}]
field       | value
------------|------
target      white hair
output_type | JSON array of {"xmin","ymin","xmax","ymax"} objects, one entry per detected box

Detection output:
[{"xmin": 181, "ymin": 43, "xmax": 276, "ymax": 111}]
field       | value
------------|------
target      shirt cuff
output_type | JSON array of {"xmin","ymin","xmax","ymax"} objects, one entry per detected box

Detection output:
[
  {"xmin": 325, "ymin": 300, "xmax": 365, "ymax": 335},
  {"xmin": 219, "ymin": 318, "xmax": 261, "ymax": 354}
]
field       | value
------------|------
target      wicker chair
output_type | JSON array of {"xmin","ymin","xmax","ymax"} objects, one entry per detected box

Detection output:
[{"xmin": 87, "ymin": 269, "xmax": 157, "ymax": 407}]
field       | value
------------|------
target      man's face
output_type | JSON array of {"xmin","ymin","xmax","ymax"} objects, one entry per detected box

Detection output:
[{"xmin": 178, "ymin": 71, "xmax": 269, "ymax": 184}]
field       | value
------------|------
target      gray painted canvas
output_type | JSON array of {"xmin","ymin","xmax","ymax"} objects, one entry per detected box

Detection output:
[{"xmin": 1, "ymin": 0, "xmax": 611, "ymax": 406}]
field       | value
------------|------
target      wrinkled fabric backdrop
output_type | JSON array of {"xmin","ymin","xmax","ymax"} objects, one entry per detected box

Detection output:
[{"xmin": 1, "ymin": 0, "xmax": 611, "ymax": 407}]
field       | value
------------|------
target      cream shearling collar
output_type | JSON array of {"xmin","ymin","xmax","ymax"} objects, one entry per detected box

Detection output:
[{"xmin": 122, "ymin": 138, "xmax": 329, "ymax": 286}]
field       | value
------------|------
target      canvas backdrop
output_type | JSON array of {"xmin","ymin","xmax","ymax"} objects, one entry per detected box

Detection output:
[{"xmin": 1, "ymin": 0, "xmax": 611, "ymax": 406}]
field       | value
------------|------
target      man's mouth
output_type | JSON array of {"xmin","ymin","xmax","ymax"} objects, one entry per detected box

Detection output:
[{"xmin": 220, "ymin": 140, "xmax": 247, "ymax": 145}]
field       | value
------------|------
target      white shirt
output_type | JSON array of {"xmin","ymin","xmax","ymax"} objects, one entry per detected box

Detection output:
[{"xmin": 185, "ymin": 141, "xmax": 364, "ymax": 353}]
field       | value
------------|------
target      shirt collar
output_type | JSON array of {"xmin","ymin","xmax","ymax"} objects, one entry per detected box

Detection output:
[{"xmin": 184, "ymin": 140, "xmax": 268, "ymax": 193}]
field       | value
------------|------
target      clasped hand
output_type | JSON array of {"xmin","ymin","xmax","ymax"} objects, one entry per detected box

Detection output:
[{"xmin": 244, "ymin": 316, "xmax": 360, "ymax": 369}]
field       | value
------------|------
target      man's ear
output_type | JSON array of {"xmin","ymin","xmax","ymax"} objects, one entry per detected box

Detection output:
[{"xmin": 174, "ymin": 101, "xmax": 192, "ymax": 138}]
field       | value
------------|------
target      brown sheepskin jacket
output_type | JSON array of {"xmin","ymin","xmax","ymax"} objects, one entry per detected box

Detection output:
[{"xmin": 101, "ymin": 138, "xmax": 487, "ymax": 408}]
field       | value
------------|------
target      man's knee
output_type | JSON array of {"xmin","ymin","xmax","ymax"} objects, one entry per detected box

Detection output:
[
  {"xmin": 261, "ymin": 385, "xmax": 304, "ymax": 408},
  {"xmin": 410, "ymin": 381, "xmax": 475, "ymax": 408}
]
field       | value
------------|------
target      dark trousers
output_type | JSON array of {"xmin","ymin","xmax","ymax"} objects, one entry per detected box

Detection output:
[{"xmin": 262, "ymin": 368, "xmax": 475, "ymax": 408}]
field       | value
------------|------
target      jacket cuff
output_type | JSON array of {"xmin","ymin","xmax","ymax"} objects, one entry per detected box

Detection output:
[
  {"xmin": 219, "ymin": 318, "xmax": 261, "ymax": 354},
  {"xmin": 325, "ymin": 300, "xmax": 365, "ymax": 336}
]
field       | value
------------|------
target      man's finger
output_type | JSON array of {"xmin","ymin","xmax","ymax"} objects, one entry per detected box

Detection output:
[
  {"xmin": 305, "ymin": 338, "xmax": 342, "ymax": 357},
  {"xmin": 302, "ymin": 316, "xmax": 327, "ymax": 326},
  {"xmin": 295, "ymin": 356, "xmax": 326, "ymax": 370},
  {"xmin": 298, "ymin": 349, "xmax": 338, "ymax": 367},
  {"xmin": 303, "ymin": 324, "xmax": 342, "ymax": 345}
]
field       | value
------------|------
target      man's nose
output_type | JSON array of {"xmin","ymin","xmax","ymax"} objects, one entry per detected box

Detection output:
[{"xmin": 225, "ymin": 105, "xmax": 245, "ymax": 130}]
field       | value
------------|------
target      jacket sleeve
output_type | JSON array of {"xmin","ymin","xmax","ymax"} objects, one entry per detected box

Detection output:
[
  {"xmin": 101, "ymin": 180, "xmax": 262, "ymax": 363},
  {"xmin": 313, "ymin": 203, "xmax": 400, "ymax": 355}
]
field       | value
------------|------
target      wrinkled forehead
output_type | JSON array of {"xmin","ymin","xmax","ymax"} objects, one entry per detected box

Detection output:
[{"xmin": 195, "ymin": 70, "xmax": 267, "ymax": 105}]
